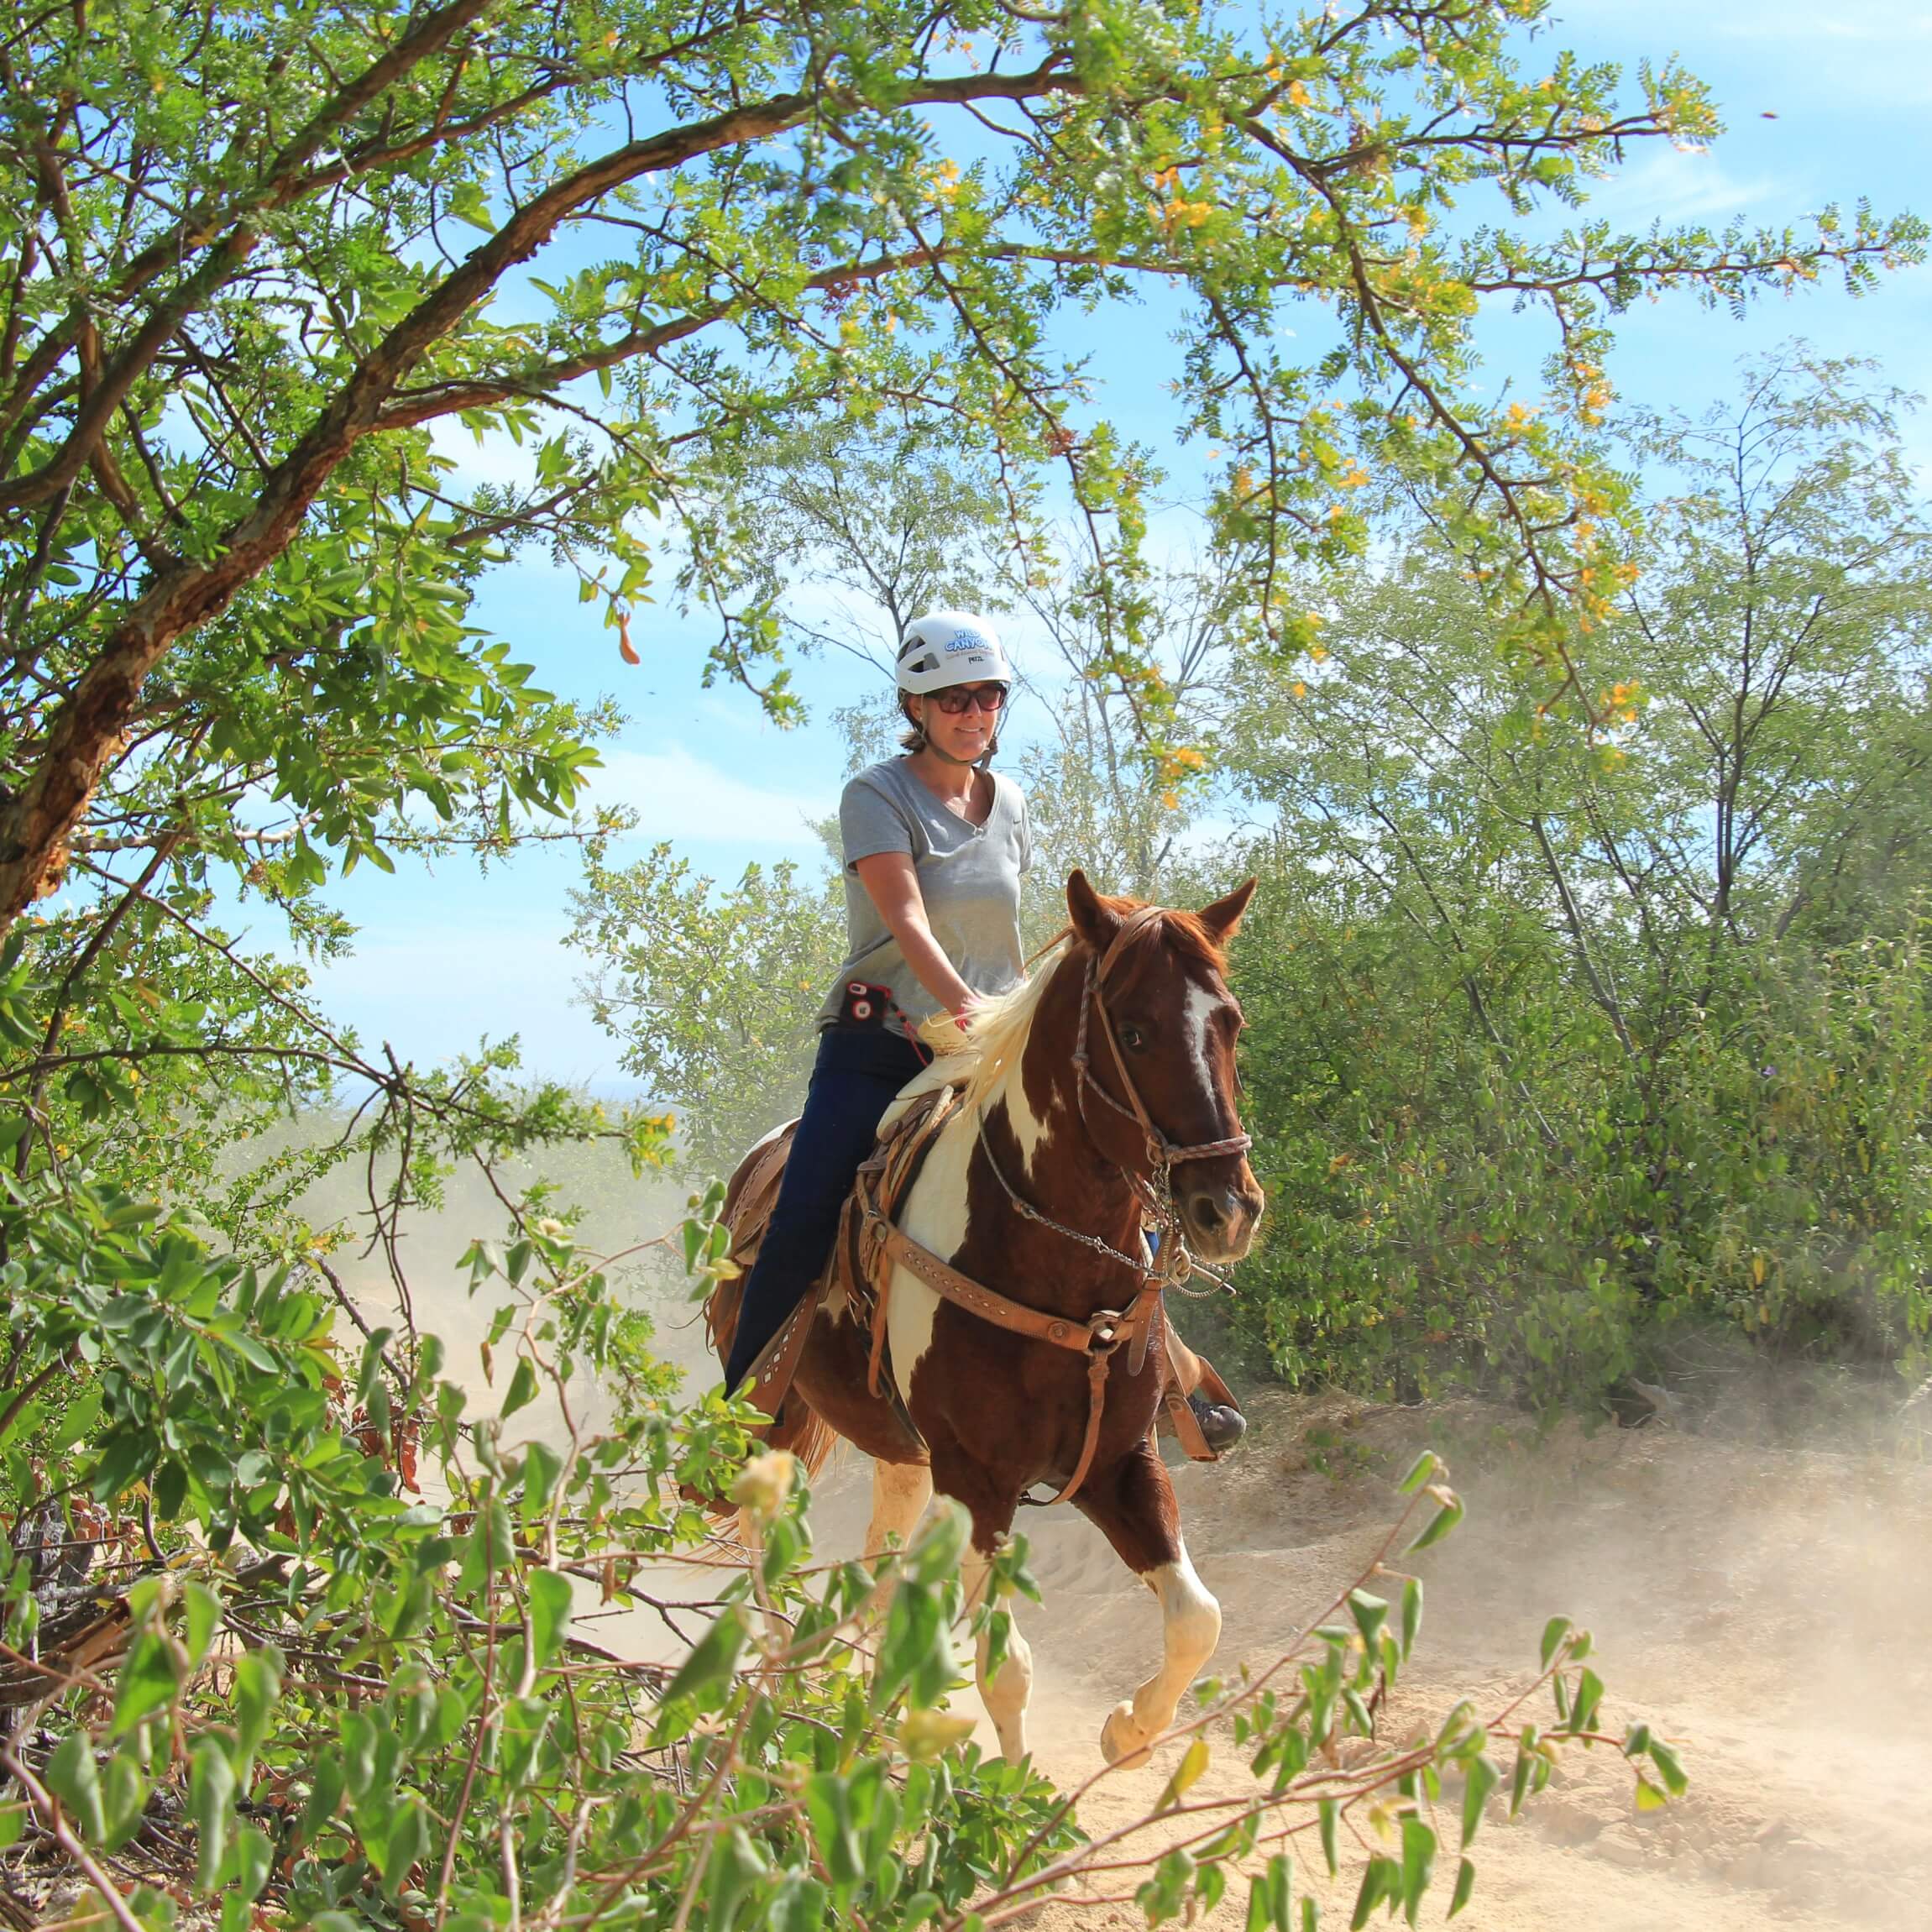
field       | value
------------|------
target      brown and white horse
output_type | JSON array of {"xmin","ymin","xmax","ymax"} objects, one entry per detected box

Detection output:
[{"xmin": 716, "ymin": 871, "xmax": 1263, "ymax": 1765}]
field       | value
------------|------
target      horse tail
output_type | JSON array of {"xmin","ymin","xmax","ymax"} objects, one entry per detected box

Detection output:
[{"xmin": 776, "ymin": 1401, "xmax": 840, "ymax": 1482}]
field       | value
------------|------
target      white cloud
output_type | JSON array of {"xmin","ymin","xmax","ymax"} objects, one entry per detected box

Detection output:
[
  {"xmin": 589, "ymin": 746, "xmax": 834, "ymax": 847},
  {"xmin": 1569, "ymin": 149, "xmax": 1787, "ymax": 229},
  {"xmin": 309, "ymin": 924, "xmax": 634, "ymax": 1088}
]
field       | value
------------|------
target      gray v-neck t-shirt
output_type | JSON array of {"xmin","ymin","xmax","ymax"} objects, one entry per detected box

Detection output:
[{"xmin": 818, "ymin": 758, "xmax": 1032, "ymax": 1038}]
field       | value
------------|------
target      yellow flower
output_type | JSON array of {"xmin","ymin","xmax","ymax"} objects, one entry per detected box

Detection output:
[
  {"xmin": 899, "ymin": 1707, "xmax": 977, "ymax": 1761},
  {"xmin": 731, "ymin": 1448, "xmax": 798, "ymax": 1522}
]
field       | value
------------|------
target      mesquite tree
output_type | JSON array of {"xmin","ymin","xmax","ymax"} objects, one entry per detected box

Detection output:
[{"xmin": 0, "ymin": 0, "xmax": 1919, "ymax": 961}]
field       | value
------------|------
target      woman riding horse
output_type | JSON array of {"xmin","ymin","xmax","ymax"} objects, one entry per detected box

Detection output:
[{"xmin": 720, "ymin": 610, "xmax": 1243, "ymax": 1454}]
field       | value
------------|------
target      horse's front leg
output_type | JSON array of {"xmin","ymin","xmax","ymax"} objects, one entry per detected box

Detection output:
[
  {"xmin": 1076, "ymin": 1435, "xmax": 1221, "ymax": 1768},
  {"xmin": 865, "ymin": 1458, "xmax": 934, "ymax": 1563},
  {"xmin": 961, "ymin": 1539, "xmax": 1034, "ymax": 1763},
  {"xmin": 858, "ymin": 1458, "xmax": 935, "ymax": 1649},
  {"xmin": 923, "ymin": 1448, "xmax": 1034, "ymax": 1764}
]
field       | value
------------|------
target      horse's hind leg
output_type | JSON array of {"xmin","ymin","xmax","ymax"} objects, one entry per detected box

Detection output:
[
  {"xmin": 961, "ymin": 1542, "xmax": 1034, "ymax": 1763},
  {"xmin": 1076, "ymin": 1437, "xmax": 1221, "ymax": 1769},
  {"xmin": 865, "ymin": 1459, "xmax": 933, "ymax": 1562}
]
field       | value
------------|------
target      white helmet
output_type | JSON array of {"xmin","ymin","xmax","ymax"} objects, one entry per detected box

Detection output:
[{"xmin": 895, "ymin": 610, "xmax": 1013, "ymax": 694}]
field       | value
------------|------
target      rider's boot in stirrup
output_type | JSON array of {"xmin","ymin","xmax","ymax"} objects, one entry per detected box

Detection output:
[{"xmin": 1187, "ymin": 1390, "xmax": 1246, "ymax": 1453}]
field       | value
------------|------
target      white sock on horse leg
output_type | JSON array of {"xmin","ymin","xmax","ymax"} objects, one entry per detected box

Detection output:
[
  {"xmin": 1102, "ymin": 1544, "xmax": 1221, "ymax": 1765},
  {"xmin": 962, "ymin": 1542, "xmax": 1034, "ymax": 1763}
]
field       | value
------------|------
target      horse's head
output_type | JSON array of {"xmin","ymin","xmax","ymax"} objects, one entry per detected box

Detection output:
[{"xmin": 1065, "ymin": 870, "xmax": 1264, "ymax": 1264}]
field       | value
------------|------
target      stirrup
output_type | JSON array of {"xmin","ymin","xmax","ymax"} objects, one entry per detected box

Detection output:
[{"xmin": 1187, "ymin": 1391, "xmax": 1246, "ymax": 1454}]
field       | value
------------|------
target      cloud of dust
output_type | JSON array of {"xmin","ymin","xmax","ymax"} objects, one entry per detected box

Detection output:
[
  {"xmin": 227, "ymin": 1118, "xmax": 1932, "ymax": 1926},
  {"xmin": 1040, "ymin": 1385, "xmax": 1932, "ymax": 1930}
]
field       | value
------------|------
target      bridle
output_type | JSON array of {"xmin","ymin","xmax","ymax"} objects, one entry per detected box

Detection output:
[
  {"xmin": 972, "ymin": 906, "xmax": 1252, "ymax": 1294},
  {"xmin": 1071, "ymin": 905, "xmax": 1254, "ymax": 1188}
]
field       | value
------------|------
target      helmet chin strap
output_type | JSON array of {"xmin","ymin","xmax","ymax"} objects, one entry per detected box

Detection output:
[
  {"xmin": 912, "ymin": 705, "xmax": 998, "ymax": 769},
  {"xmin": 924, "ymin": 740, "xmax": 997, "ymax": 770}
]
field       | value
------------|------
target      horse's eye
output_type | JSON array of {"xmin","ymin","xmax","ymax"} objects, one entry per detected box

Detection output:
[{"xmin": 1120, "ymin": 1023, "xmax": 1147, "ymax": 1052}]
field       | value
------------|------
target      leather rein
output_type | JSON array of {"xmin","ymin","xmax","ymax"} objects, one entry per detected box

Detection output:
[{"xmin": 859, "ymin": 905, "xmax": 1250, "ymax": 1505}]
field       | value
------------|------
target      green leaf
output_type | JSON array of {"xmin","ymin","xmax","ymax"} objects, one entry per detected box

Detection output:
[
  {"xmin": 382, "ymin": 1798, "xmax": 429, "ymax": 1897},
  {"xmin": 232, "ymin": 1823, "xmax": 273, "ymax": 1903},
  {"xmin": 1399, "ymin": 1816, "xmax": 1435, "ymax": 1925},
  {"xmin": 1448, "ymin": 1857, "xmax": 1476, "ymax": 1919},
  {"xmin": 1346, "ymin": 1589, "xmax": 1387, "ymax": 1652},
  {"xmin": 1318, "ymin": 1798, "xmax": 1338, "ymax": 1877},
  {"xmin": 527, "ymin": 1567, "xmax": 572, "ymax": 1665},
  {"xmin": 1460, "ymin": 1753, "xmax": 1500, "ymax": 1847},
  {"xmin": 1647, "ymin": 1738, "xmax": 1688, "ymax": 1797},
  {"xmin": 232, "ymin": 1649, "xmax": 281, "ymax": 1770},
  {"xmin": 190, "ymin": 1738, "xmax": 236, "ymax": 1893},
  {"xmin": 297, "ymin": 1751, "xmax": 345, "ymax": 1847},
  {"xmin": 48, "ymin": 1385, "xmax": 100, "ymax": 1453},
  {"xmin": 447, "ymin": 180, "xmax": 496, "ymax": 233},
  {"xmin": 1396, "ymin": 1449, "xmax": 1437, "ymax": 1494},
  {"xmin": 1634, "ymin": 1775, "xmax": 1669, "ymax": 1813},
  {"xmin": 1349, "ymin": 1855, "xmax": 1399, "ymax": 1929},
  {"xmin": 112, "ymin": 1630, "xmax": 181, "ymax": 1736},
  {"xmin": 659, "ymin": 1605, "xmax": 746, "ymax": 1713},
  {"xmin": 100, "ymin": 1746, "xmax": 149, "ymax": 1853},
  {"xmin": 521, "ymin": 1438, "xmax": 563, "ymax": 1516},
  {"xmin": 707, "ymin": 1823, "xmax": 770, "ymax": 1932},
  {"xmin": 1156, "ymin": 1736, "xmax": 1209, "ymax": 1812},
  {"xmin": 769, "ymin": 1873, "xmax": 829, "ymax": 1932},
  {"xmin": 182, "ymin": 1580, "xmax": 222, "ymax": 1668},
  {"xmin": 45, "ymin": 1734, "xmax": 106, "ymax": 1842},
  {"xmin": 1538, "ymin": 1616, "xmax": 1572, "ymax": 1668},
  {"xmin": 1509, "ymin": 1741, "xmax": 1533, "ymax": 1819},
  {"xmin": 1406, "ymin": 1493, "xmax": 1463, "ymax": 1552},
  {"xmin": 804, "ymin": 1771, "xmax": 862, "ymax": 1887},
  {"xmin": 1244, "ymin": 1852, "xmax": 1292, "ymax": 1932},
  {"xmin": 458, "ymin": 1495, "xmax": 516, "ymax": 1590},
  {"xmin": 500, "ymin": 1356, "xmax": 540, "ymax": 1420},
  {"xmin": 1400, "ymin": 1577, "xmax": 1422, "ymax": 1659}
]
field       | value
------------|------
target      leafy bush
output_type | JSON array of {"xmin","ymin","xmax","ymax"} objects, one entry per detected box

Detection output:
[
  {"xmin": 1227, "ymin": 359, "xmax": 1932, "ymax": 1411},
  {"xmin": 0, "ymin": 1175, "xmax": 1673, "ymax": 1930}
]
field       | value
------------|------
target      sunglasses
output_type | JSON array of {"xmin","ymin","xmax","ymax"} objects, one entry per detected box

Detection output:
[{"xmin": 929, "ymin": 683, "xmax": 1009, "ymax": 715}]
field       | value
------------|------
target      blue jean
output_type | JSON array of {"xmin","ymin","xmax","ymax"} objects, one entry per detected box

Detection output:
[{"xmin": 723, "ymin": 1026, "xmax": 929, "ymax": 1392}]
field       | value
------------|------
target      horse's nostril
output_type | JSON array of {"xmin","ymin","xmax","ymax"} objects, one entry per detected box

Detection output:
[{"xmin": 1187, "ymin": 1192, "xmax": 1228, "ymax": 1233}]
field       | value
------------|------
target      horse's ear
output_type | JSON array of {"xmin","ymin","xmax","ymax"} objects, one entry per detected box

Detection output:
[
  {"xmin": 1066, "ymin": 869, "xmax": 1122, "ymax": 952},
  {"xmin": 1198, "ymin": 877, "xmax": 1257, "ymax": 943}
]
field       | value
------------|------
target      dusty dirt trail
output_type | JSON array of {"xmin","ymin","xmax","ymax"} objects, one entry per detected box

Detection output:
[{"xmin": 805, "ymin": 1391, "xmax": 1932, "ymax": 1930}]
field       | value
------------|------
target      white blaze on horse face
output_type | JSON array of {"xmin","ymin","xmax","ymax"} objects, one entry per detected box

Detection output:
[
  {"xmin": 1182, "ymin": 977, "xmax": 1222, "ymax": 1089},
  {"xmin": 886, "ymin": 1107, "xmax": 976, "ymax": 1407}
]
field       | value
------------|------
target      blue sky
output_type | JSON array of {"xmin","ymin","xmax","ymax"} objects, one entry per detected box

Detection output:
[{"xmin": 296, "ymin": 0, "xmax": 1932, "ymax": 1092}]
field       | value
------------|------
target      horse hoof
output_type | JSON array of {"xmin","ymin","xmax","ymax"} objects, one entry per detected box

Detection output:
[{"xmin": 1101, "ymin": 1701, "xmax": 1154, "ymax": 1770}]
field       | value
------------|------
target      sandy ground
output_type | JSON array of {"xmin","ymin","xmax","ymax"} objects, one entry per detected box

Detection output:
[
  {"xmin": 372, "ymin": 1245, "xmax": 1932, "ymax": 1929},
  {"xmin": 790, "ymin": 1390, "xmax": 1932, "ymax": 1931}
]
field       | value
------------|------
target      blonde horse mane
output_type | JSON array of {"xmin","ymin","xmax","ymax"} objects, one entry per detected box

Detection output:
[{"xmin": 909, "ymin": 934, "xmax": 1076, "ymax": 1115}]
